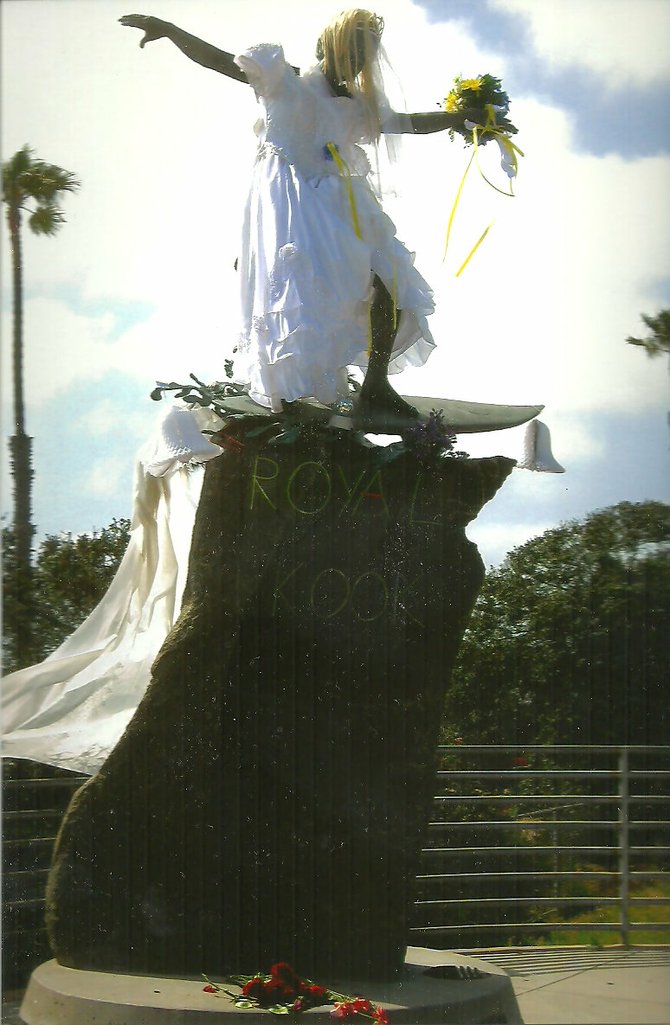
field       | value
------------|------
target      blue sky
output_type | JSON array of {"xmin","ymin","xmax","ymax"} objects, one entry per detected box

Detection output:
[{"xmin": 2, "ymin": 0, "xmax": 669, "ymax": 567}]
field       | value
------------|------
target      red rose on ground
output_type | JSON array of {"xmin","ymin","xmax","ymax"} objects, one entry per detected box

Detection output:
[
  {"xmin": 264, "ymin": 978, "xmax": 297, "ymax": 1001},
  {"xmin": 331, "ymin": 1002, "xmax": 357, "ymax": 1019},
  {"xmin": 241, "ymin": 977, "xmax": 267, "ymax": 1001},
  {"xmin": 372, "ymin": 1008, "xmax": 390, "ymax": 1024},
  {"xmin": 202, "ymin": 984, "xmax": 218, "ymax": 993},
  {"xmin": 270, "ymin": 963, "xmax": 302, "ymax": 988}
]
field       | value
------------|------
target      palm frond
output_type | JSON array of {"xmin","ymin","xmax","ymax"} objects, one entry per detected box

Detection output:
[
  {"xmin": 2, "ymin": 145, "xmax": 80, "ymax": 231},
  {"xmin": 22, "ymin": 162, "xmax": 80, "ymax": 202},
  {"xmin": 28, "ymin": 203, "xmax": 66, "ymax": 237},
  {"xmin": 2, "ymin": 145, "xmax": 33, "ymax": 202},
  {"xmin": 626, "ymin": 308, "xmax": 670, "ymax": 358}
]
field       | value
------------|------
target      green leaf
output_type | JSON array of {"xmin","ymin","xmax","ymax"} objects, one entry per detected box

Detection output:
[
  {"xmin": 269, "ymin": 426, "xmax": 301, "ymax": 446},
  {"xmin": 245, "ymin": 425, "xmax": 273, "ymax": 438},
  {"xmin": 376, "ymin": 445, "xmax": 405, "ymax": 464},
  {"xmin": 268, "ymin": 1004, "xmax": 291, "ymax": 1014}
]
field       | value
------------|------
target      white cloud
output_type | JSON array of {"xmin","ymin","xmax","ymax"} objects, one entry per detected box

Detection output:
[
  {"xmin": 76, "ymin": 399, "xmax": 152, "ymax": 439},
  {"xmin": 462, "ymin": 415, "xmax": 605, "ymax": 468},
  {"xmin": 1, "ymin": 299, "xmax": 115, "ymax": 408},
  {"xmin": 492, "ymin": 0, "xmax": 670, "ymax": 86},
  {"xmin": 84, "ymin": 455, "xmax": 127, "ymax": 498},
  {"xmin": 468, "ymin": 518, "xmax": 554, "ymax": 567}
]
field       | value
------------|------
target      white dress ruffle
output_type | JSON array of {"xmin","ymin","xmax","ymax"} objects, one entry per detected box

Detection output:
[{"xmin": 233, "ymin": 45, "xmax": 435, "ymax": 410}]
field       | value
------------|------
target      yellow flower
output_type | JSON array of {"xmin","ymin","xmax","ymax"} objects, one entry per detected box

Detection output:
[
  {"xmin": 445, "ymin": 91, "xmax": 459, "ymax": 112},
  {"xmin": 460, "ymin": 77, "xmax": 482, "ymax": 92}
]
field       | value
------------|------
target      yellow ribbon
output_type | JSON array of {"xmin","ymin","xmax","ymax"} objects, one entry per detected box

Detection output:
[
  {"xmin": 443, "ymin": 149, "xmax": 476, "ymax": 262},
  {"xmin": 326, "ymin": 142, "xmax": 362, "ymax": 240},
  {"xmin": 456, "ymin": 223, "xmax": 493, "ymax": 278},
  {"xmin": 443, "ymin": 104, "xmax": 524, "ymax": 274},
  {"xmin": 471, "ymin": 104, "xmax": 525, "ymax": 197},
  {"xmin": 327, "ymin": 141, "xmax": 400, "ymax": 358}
]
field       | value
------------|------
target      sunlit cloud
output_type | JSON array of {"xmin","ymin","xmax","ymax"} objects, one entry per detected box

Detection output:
[
  {"xmin": 84, "ymin": 455, "xmax": 127, "ymax": 498},
  {"xmin": 492, "ymin": 0, "xmax": 670, "ymax": 86},
  {"xmin": 468, "ymin": 519, "xmax": 555, "ymax": 568}
]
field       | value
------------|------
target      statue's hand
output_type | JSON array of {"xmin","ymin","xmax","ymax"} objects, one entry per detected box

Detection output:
[
  {"xmin": 119, "ymin": 14, "xmax": 172, "ymax": 48},
  {"xmin": 461, "ymin": 108, "xmax": 518, "ymax": 136}
]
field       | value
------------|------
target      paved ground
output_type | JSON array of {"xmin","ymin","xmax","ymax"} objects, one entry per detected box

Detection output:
[
  {"xmin": 4, "ymin": 949, "xmax": 669, "ymax": 1023},
  {"xmin": 1, "ymin": 998, "xmax": 22, "ymax": 1024},
  {"xmin": 475, "ymin": 947, "xmax": 670, "ymax": 1024}
]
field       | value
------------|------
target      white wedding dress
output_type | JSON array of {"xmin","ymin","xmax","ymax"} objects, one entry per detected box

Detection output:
[{"xmin": 234, "ymin": 44, "xmax": 435, "ymax": 410}]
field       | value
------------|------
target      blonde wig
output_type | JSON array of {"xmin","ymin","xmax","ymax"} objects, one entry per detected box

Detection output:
[{"xmin": 316, "ymin": 9, "xmax": 385, "ymax": 135}]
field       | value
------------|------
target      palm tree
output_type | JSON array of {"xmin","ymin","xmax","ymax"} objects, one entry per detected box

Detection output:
[
  {"xmin": 627, "ymin": 309, "xmax": 670, "ymax": 366},
  {"xmin": 2, "ymin": 145, "xmax": 79, "ymax": 665}
]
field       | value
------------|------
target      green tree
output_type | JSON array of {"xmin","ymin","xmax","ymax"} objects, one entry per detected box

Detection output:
[
  {"xmin": 444, "ymin": 501, "xmax": 670, "ymax": 746},
  {"xmin": 2, "ymin": 146, "xmax": 80, "ymax": 663},
  {"xmin": 2, "ymin": 518, "xmax": 130, "ymax": 673}
]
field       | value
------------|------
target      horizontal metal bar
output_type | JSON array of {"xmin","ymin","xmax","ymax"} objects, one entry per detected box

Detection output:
[
  {"xmin": 3, "ymin": 777, "xmax": 87, "ymax": 789},
  {"xmin": 4, "ymin": 868, "xmax": 50, "ymax": 881},
  {"xmin": 436, "ymin": 745, "xmax": 670, "ymax": 753},
  {"xmin": 415, "ymin": 896, "xmax": 623, "ymax": 907},
  {"xmin": 427, "ymin": 820, "xmax": 621, "ymax": 830},
  {"xmin": 3, "ymin": 836, "xmax": 62, "ymax": 848},
  {"xmin": 410, "ymin": 922, "xmax": 631, "ymax": 933},
  {"xmin": 432, "ymin": 794, "xmax": 668, "ymax": 803},
  {"xmin": 4, "ymin": 897, "xmax": 46, "ymax": 911},
  {"xmin": 420, "ymin": 846, "xmax": 626, "ymax": 856},
  {"xmin": 3, "ymin": 809, "xmax": 65, "ymax": 820},
  {"xmin": 410, "ymin": 922, "xmax": 670, "ymax": 935},
  {"xmin": 427, "ymin": 819, "xmax": 668, "ymax": 830},
  {"xmin": 416, "ymin": 871, "xmax": 622, "ymax": 882},
  {"xmin": 432, "ymin": 795, "xmax": 619, "ymax": 803},
  {"xmin": 628, "ymin": 898, "xmax": 670, "ymax": 906},
  {"xmin": 1, "ymin": 927, "xmax": 48, "ymax": 940},
  {"xmin": 436, "ymin": 770, "xmax": 621, "ymax": 779},
  {"xmin": 417, "ymin": 870, "xmax": 669, "ymax": 882},
  {"xmin": 414, "ymin": 900, "xmax": 670, "ymax": 917}
]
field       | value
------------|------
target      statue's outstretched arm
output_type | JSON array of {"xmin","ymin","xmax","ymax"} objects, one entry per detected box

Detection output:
[
  {"xmin": 388, "ymin": 110, "xmax": 517, "ymax": 137},
  {"xmin": 119, "ymin": 14, "xmax": 249, "ymax": 82}
]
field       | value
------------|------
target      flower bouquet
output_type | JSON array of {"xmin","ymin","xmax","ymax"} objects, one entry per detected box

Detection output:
[
  {"xmin": 444, "ymin": 73, "xmax": 522, "ymax": 183},
  {"xmin": 445, "ymin": 74, "xmax": 516, "ymax": 146},
  {"xmin": 441, "ymin": 73, "xmax": 524, "ymax": 274},
  {"xmin": 203, "ymin": 961, "xmax": 390, "ymax": 1022}
]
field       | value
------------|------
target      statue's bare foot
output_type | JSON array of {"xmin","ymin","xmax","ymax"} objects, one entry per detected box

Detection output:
[{"xmin": 357, "ymin": 381, "xmax": 418, "ymax": 421}]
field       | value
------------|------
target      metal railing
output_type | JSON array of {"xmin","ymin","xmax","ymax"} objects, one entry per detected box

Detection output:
[
  {"xmin": 3, "ymin": 745, "xmax": 669, "ymax": 993},
  {"xmin": 2, "ymin": 761, "xmax": 88, "ymax": 992},
  {"xmin": 412, "ymin": 745, "xmax": 670, "ymax": 948}
]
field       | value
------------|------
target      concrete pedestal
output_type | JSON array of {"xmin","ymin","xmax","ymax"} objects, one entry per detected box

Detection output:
[{"xmin": 20, "ymin": 948, "xmax": 522, "ymax": 1024}]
